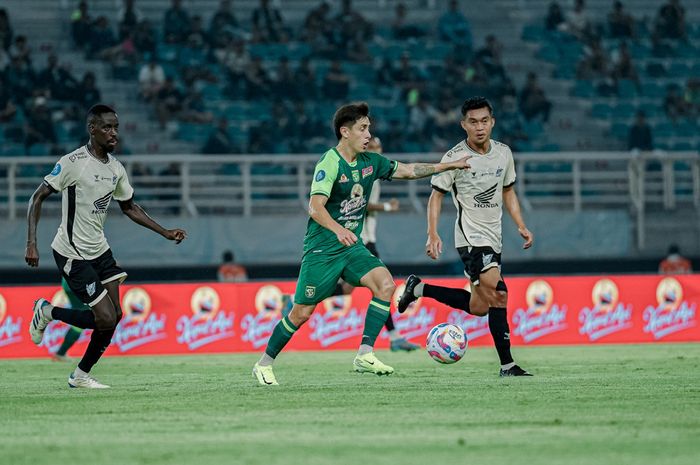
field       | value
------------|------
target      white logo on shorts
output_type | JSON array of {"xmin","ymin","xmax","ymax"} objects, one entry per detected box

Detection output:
[
  {"xmin": 86, "ymin": 282, "xmax": 96, "ymax": 296},
  {"xmin": 305, "ymin": 286, "xmax": 316, "ymax": 298},
  {"xmin": 483, "ymin": 254, "xmax": 493, "ymax": 267}
]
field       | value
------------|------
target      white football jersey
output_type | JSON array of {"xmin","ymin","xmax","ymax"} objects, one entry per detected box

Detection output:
[
  {"xmin": 44, "ymin": 145, "xmax": 134, "ymax": 260},
  {"xmin": 360, "ymin": 179, "xmax": 381, "ymax": 244},
  {"xmin": 431, "ymin": 139, "xmax": 516, "ymax": 253}
]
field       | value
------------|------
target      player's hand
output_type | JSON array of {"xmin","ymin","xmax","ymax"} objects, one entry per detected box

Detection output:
[
  {"xmin": 519, "ymin": 226, "xmax": 533, "ymax": 249},
  {"xmin": 426, "ymin": 234, "xmax": 443, "ymax": 260},
  {"xmin": 450, "ymin": 155, "xmax": 472, "ymax": 171},
  {"xmin": 25, "ymin": 243, "xmax": 39, "ymax": 267},
  {"xmin": 165, "ymin": 228, "xmax": 187, "ymax": 244},
  {"xmin": 336, "ymin": 228, "xmax": 358, "ymax": 246},
  {"xmin": 387, "ymin": 198, "xmax": 399, "ymax": 211}
]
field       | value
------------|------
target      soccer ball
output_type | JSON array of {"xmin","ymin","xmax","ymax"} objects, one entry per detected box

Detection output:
[{"xmin": 426, "ymin": 323, "xmax": 467, "ymax": 364}]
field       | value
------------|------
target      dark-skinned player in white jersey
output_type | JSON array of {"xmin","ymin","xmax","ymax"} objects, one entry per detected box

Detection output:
[
  {"xmin": 397, "ymin": 97, "xmax": 534, "ymax": 377},
  {"xmin": 26, "ymin": 104, "xmax": 187, "ymax": 388}
]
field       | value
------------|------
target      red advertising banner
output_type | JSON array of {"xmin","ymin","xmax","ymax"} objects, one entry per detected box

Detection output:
[{"xmin": 0, "ymin": 274, "xmax": 698, "ymax": 359}]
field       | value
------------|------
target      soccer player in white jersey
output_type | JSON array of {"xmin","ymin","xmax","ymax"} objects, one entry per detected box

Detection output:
[
  {"xmin": 397, "ymin": 97, "xmax": 534, "ymax": 377},
  {"xmin": 25, "ymin": 104, "xmax": 187, "ymax": 388}
]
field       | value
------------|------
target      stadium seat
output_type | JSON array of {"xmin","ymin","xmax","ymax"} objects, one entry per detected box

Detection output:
[
  {"xmin": 591, "ymin": 103, "xmax": 613, "ymax": 119},
  {"xmin": 617, "ymin": 80, "xmax": 637, "ymax": 99},
  {"xmin": 572, "ymin": 80, "xmax": 595, "ymax": 98}
]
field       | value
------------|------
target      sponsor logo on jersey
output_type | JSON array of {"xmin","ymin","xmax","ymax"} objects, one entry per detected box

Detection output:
[
  {"xmin": 241, "ymin": 285, "xmax": 284, "ymax": 348},
  {"xmin": 339, "ymin": 184, "xmax": 367, "ymax": 217},
  {"xmin": 69, "ymin": 153, "xmax": 87, "ymax": 162},
  {"xmin": 352, "ymin": 171, "xmax": 360, "ymax": 182},
  {"xmin": 309, "ymin": 294, "xmax": 365, "ymax": 346},
  {"xmin": 92, "ymin": 192, "xmax": 113, "ymax": 214},
  {"xmin": 362, "ymin": 166, "xmax": 373, "ymax": 178},
  {"xmin": 343, "ymin": 220, "xmax": 359, "ymax": 230},
  {"xmin": 94, "ymin": 174, "xmax": 100, "ymax": 182},
  {"xmin": 579, "ymin": 279, "xmax": 632, "ymax": 341},
  {"xmin": 512, "ymin": 280, "xmax": 567, "ymax": 342},
  {"xmin": 114, "ymin": 288, "xmax": 167, "ymax": 352},
  {"xmin": 315, "ymin": 170, "xmax": 325, "ymax": 182},
  {"xmin": 50, "ymin": 163, "xmax": 61, "ymax": 176},
  {"xmin": 339, "ymin": 174, "xmax": 349, "ymax": 183},
  {"xmin": 0, "ymin": 294, "xmax": 22, "ymax": 348},
  {"xmin": 473, "ymin": 184, "xmax": 499, "ymax": 208},
  {"xmin": 644, "ymin": 277, "xmax": 696, "ymax": 339},
  {"xmin": 177, "ymin": 287, "xmax": 235, "ymax": 350}
]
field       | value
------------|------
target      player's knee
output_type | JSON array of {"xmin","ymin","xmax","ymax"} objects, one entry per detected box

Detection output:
[
  {"xmin": 376, "ymin": 279, "xmax": 396, "ymax": 301},
  {"xmin": 484, "ymin": 286, "xmax": 507, "ymax": 308},
  {"xmin": 94, "ymin": 310, "xmax": 117, "ymax": 331},
  {"xmin": 289, "ymin": 304, "xmax": 313, "ymax": 327}
]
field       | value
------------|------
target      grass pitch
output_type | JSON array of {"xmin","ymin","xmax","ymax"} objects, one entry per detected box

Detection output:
[{"xmin": 1, "ymin": 344, "xmax": 699, "ymax": 465}]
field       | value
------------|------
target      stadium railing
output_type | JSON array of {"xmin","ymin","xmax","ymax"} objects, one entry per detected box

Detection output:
[{"xmin": 1, "ymin": 151, "xmax": 698, "ymax": 243}]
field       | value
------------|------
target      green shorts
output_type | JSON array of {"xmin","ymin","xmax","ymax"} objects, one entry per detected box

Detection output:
[{"xmin": 294, "ymin": 245, "xmax": 386, "ymax": 305}]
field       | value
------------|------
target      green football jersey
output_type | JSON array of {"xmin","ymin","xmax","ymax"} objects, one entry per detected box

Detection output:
[{"xmin": 303, "ymin": 147, "xmax": 398, "ymax": 256}]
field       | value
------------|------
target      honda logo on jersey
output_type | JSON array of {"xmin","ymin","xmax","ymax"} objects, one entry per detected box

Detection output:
[
  {"xmin": 473, "ymin": 184, "xmax": 499, "ymax": 208},
  {"xmin": 92, "ymin": 192, "xmax": 113, "ymax": 214}
]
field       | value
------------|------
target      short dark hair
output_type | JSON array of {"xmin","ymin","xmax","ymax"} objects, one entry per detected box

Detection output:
[
  {"xmin": 222, "ymin": 250, "xmax": 234, "ymax": 262},
  {"xmin": 461, "ymin": 97, "xmax": 493, "ymax": 117},
  {"xmin": 333, "ymin": 102, "xmax": 369, "ymax": 140},
  {"xmin": 87, "ymin": 104, "xmax": 117, "ymax": 125},
  {"xmin": 668, "ymin": 244, "xmax": 680, "ymax": 255}
]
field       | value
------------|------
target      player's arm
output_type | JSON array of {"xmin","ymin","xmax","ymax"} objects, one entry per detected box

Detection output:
[
  {"xmin": 118, "ymin": 197, "xmax": 187, "ymax": 244},
  {"xmin": 426, "ymin": 188, "xmax": 445, "ymax": 259},
  {"xmin": 503, "ymin": 185, "xmax": 533, "ymax": 249},
  {"xmin": 392, "ymin": 156, "xmax": 471, "ymax": 180},
  {"xmin": 308, "ymin": 194, "xmax": 357, "ymax": 246},
  {"xmin": 25, "ymin": 183, "xmax": 55, "ymax": 267},
  {"xmin": 366, "ymin": 198, "xmax": 399, "ymax": 212}
]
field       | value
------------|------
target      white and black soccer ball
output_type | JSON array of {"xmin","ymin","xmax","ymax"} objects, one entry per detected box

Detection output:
[{"xmin": 426, "ymin": 323, "xmax": 467, "ymax": 364}]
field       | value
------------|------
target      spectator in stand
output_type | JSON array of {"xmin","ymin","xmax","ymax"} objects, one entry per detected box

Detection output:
[
  {"xmin": 475, "ymin": 35, "xmax": 506, "ymax": 80},
  {"xmin": 293, "ymin": 56, "xmax": 318, "ymax": 100},
  {"xmin": 438, "ymin": 0, "xmax": 472, "ymax": 50},
  {"xmin": 627, "ymin": 110, "xmax": 653, "ymax": 151},
  {"xmin": 561, "ymin": 0, "xmax": 593, "ymax": 43},
  {"xmin": 333, "ymin": 0, "xmax": 373, "ymax": 44},
  {"xmin": 519, "ymin": 72, "xmax": 552, "ymax": 122},
  {"xmin": 545, "ymin": 1, "xmax": 564, "ymax": 31},
  {"xmin": 392, "ymin": 52, "xmax": 424, "ymax": 100},
  {"xmin": 202, "ymin": 117, "xmax": 237, "ymax": 154},
  {"xmin": 287, "ymin": 100, "xmax": 325, "ymax": 153},
  {"xmin": 0, "ymin": 46, "xmax": 9, "ymax": 73},
  {"xmin": 38, "ymin": 54, "xmax": 80, "ymax": 102},
  {"xmin": 163, "ymin": 0, "xmax": 191, "ymax": 44},
  {"xmin": 664, "ymin": 85, "xmax": 690, "ymax": 122},
  {"xmin": 9, "ymin": 35, "xmax": 32, "ymax": 67},
  {"xmin": 70, "ymin": 1, "xmax": 92, "ymax": 50},
  {"xmin": 607, "ymin": 1, "xmax": 634, "ymax": 39},
  {"xmin": 408, "ymin": 97, "xmax": 436, "ymax": 143},
  {"xmin": 576, "ymin": 38, "xmax": 608, "ymax": 80},
  {"xmin": 87, "ymin": 16, "xmax": 118, "ymax": 59},
  {"xmin": 252, "ymin": 0, "xmax": 288, "ymax": 43},
  {"xmin": 217, "ymin": 250, "xmax": 248, "ymax": 283},
  {"xmin": 217, "ymin": 38, "xmax": 250, "ymax": 98},
  {"xmin": 301, "ymin": 1, "xmax": 332, "ymax": 43},
  {"xmin": 24, "ymin": 96, "xmax": 57, "ymax": 152},
  {"xmin": 180, "ymin": 86, "xmax": 213, "ymax": 124},
  {"xmin": 685, "ymin": 78, "xmax": 700, "ymax": 116},
  {"xmin": 186, "ymin": 15, "xmax": 210, "ymax": 49},
  {"xmin": 0, "ymin": 81, "xmax": 17, "ymax": 123},
  {"xmin": 5, "ymin": 55, "xmax": 35, "ymax": 108},
  {"xmin": 210, "ymin": 0, "xmax": 242, "ymax": 44},
  {"xmin": 610, "ymin": 42, "xmax": 639, "ymax": 89},
  {"xmin": 322, "ymin": 59, "xmax": 350, "ymax": 101},
  {"xmin": 0, "ymin": 8, "xmax": 13, "ymax": 50},
  {"xmin": 248, "ymin": 120, "xmax": 275, "ymax": 153},
  {"xmin": 659, "ymin": 244, "xmax": 692, "ymax": 274},
  {"xmin": 118, "ymin": 0, "xmax": 144, "ymax": 40},
  {"xmin": 154, "ymin": 76, "xmax": 183, "ymax": 130},
  {"xmin": 392, "ymin": 2, "xmax": 424, "ymax": 40},
  {"xmin": 133, "ymin": 19, "xmax": 156, "ymax": 57},
  {"xmin": 654, "ymin": 0, "xmax": 686, "ymax": 41},
  {"xmin": 244, "ymin": 56, "xmax": 272, "ymax": 99},
  {"xmin": 78, "ymin": 71, "xmax": 101, "ymax": 108},
  {"xmin": 138, "ymin": 59, "xmax": 166, "ymax": 101},
  {"xmin": 496, "ymin": 95, "xmax": 529, "ymax": 151},
  {"xmin": 270, "ymin": 56, "xmax": 295, "ymax": 100}
]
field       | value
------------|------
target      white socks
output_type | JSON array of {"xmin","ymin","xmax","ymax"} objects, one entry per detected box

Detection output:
[{"xmin": 413, "ymin": 282, "xmax": 425, "ymax": 297}]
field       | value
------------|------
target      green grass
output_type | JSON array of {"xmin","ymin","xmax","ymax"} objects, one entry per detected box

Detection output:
[{"xmin": 1, "ymin": 344, "xmax": 699, "ymax": 465}]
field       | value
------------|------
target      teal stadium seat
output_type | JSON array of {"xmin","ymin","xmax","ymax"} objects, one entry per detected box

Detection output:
[
  {"xmin": 572, "ymin": 80, "xmax": 595, "ymax": 98},
  {"xmin": 591, "ymin": 103, "xmax": 613, "ymax": 119}
]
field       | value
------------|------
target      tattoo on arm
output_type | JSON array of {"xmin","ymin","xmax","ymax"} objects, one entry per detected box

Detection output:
[{"xmin": 412, "ymin": 163, "xmax": 437, "ymax": 179}]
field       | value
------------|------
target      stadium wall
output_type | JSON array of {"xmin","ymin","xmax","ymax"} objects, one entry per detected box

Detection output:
[{"xmin": 1, "ymin": 274, "xmax": 697, "ymax": 359}]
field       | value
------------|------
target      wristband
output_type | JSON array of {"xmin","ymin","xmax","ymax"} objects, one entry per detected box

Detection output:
[{"xmin": 383, "ymin": 202, "xmax": 391, "ymax": 212}]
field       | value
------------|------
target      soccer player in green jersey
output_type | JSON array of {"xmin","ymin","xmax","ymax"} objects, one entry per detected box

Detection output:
[{"xmin": 253, "ymin": 102, "xmax": 472, "ymax": 385}]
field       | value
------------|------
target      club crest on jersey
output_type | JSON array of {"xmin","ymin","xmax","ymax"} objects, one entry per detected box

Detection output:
[
  {"xmin": 496, "ymin": 168, "xmax": 503, "ymax": 177},
  {"xmin": 112, "ymin": 175, "xmax": 117, "ymax": 185},
  {"xmin": 362, "ymin": 166, "xmax": 373, "ymax": 178},
  {"xmin": 339, "ymin": 174, "xmax": 349, "ymax": 183},
  {"xmin": 352, "ymin": 171, "xmax": 360, "ymax": 182}
]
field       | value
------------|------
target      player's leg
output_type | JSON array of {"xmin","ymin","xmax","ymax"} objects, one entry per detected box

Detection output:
[
  {"xmin": 397, "ymin": 276, "xmax": 474, "ymax": 314},
  {"xmin": 53, "ymin": 278, "xmax": 88, "ymax": 360},
  {"xmin": 476, "ymin": 267, "xmax": 532, "ymax": 377},
  {"xmin": 345, "ymin": 248, "xmax": 395, "ymax": 375},
  {"xmin": 253, "ymin": 255, "xmax": 340, "ymax": 385}
]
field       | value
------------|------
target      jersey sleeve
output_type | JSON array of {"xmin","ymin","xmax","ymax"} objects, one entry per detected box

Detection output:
[
  {"xmin": 310, "ymin": 152, "xmax": 339, "ymax": 197},
  {"xmin": 430, "ymin": 152, "xmax": 456, "ymax": 193},
  {"xmin": 113, "ymin": 162, "xmax": 134, "ymax": 201},
  {"xmin": 43, "ymin": 155, "xmax": 77, "ymax": 192},
  {"xmin": 503, "ymin": 148, "xmax": 516, "ymax": 187},
  {"xmin": 374, "ymin": 153, "xmax": 398, "ymax": 181}
]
